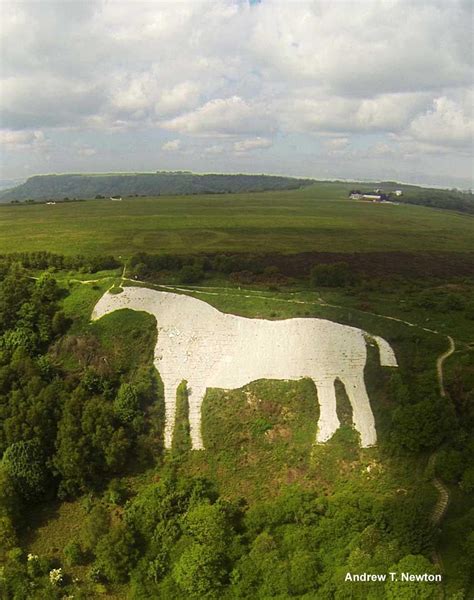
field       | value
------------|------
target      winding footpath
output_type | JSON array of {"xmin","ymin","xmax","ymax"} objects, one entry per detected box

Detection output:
[
  {"xmin": 431, "ymin": 335, "xmax": 455, "ymax": 526},
  {"xmin": 428, "ymin": 335, "xmax": 455, "ymax": 570}
]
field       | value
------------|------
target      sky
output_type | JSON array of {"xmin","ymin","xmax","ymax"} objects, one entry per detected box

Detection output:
[{"xmin": 0, "ymin": 0, "xmax": 473, "ymax": 188}]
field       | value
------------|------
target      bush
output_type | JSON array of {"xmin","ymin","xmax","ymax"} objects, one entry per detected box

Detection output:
[
  {"xmin": 179, "ymin": 265, "xmax": 204, "ymax": 284},
  {"xmin": 114, "ymin": 383, "xmax": 140, "ymax": 424},
  {"xmin": 64, "ymin": 540, "xmax": 84, "ymax": 566},
  {"xmin": 95, "ymin": 523, "xmax": 139, "ymax": 583},
  {"xmin": 310, "ymin": 262, "xmax": 353, "ymax": 287}
]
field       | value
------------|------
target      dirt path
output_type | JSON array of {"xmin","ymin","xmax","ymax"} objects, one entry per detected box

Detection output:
[
  {"xmin": 69, "ymin": 277, "xmax": 107, "ymax": 284},
  {"xmin": 427, "ymin": 335, "xmax": 455, "ymax": 570},
  {"xmin": 436, "ymin": 335, "xmax": 455, "ymax": 398},
  {"xmin": 431, "ymin": 335, "xmax": 455, "ymax": 529}
]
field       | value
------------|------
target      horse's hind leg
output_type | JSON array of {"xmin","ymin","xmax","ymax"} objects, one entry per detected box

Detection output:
[
  {"xmin": 187, "ymin": 384, "xmax": 206, "ymax": 450},
  {"xmin": 339, "ymin": 374, "xmax": 376, "ymax": 447},
  {"xmin": 314, "ymin": 380, "xmax": 340, "ymax": 443}
]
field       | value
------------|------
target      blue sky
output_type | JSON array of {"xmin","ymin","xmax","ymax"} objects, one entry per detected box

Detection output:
[{"xmin": 1, "ymin": 0, "xmax": 472, "ymax": 188}]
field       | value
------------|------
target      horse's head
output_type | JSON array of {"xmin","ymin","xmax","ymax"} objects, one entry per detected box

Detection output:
[{"xmin": 91, "ymin": 287, "xmax": 171, "ymax": 322}]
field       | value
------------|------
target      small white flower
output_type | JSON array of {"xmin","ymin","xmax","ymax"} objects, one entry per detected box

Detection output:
[
  {"xmin": 27, "ymin": 553, "xmax": 39, "ymax": 562},
  {"xmin": 49, "ymin": 567, "xmax": 63, "ymax": 586}
]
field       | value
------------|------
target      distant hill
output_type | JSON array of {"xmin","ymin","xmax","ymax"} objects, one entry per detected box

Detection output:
[{"xmin": 0, "ymin": 172, "xmax": 314, "ymax": 201}]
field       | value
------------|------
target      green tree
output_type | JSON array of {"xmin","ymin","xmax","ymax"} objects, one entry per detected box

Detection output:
[
  {"xmin": 95, "ymin": 523, "xmax": 138, "ymax": 583},
  {"xmin": 114, "ymin": 383, "xmax": 140, "ymax": 424},
  {"xmin": 81, "ymin": 504, "xmax": 110, "ymax": 552},
  {"xmin": 2, "ymin": 440, "xmax": 48, "ymax": 500},
  {"xmin": 173, "ymin": 543, "xmax": 226, "ymax": 599},
  {"xmin": 385, "ymin": 555, "xmax": 440, "ymax": 599}
]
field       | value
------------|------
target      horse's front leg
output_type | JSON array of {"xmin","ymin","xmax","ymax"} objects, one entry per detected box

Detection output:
[
  {"xmin": 163, "ymin": 380, "xmax": 178, "ymax": 449},
  {"xmin": 187, "ymin": 383, "xmax": 206, "ymax": 450},
  {"xmin": 314, "ymin": 379, "xmax": 340, "ymax": 443}
]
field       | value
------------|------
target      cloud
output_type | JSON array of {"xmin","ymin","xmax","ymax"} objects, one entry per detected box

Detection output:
[
  {"xmin": 0, "ymin": 129, "xmax": 48, "ymax": 149},
  {"xmin": 323, "ymin": 137, "xmax": 349, "ymax": 151},
  {"xmin": 77, "ymin": 147, "xmax": 97, "ymax": 157},
  {"xmin": 203, "ymin": 144, "xmax": 226, "ymax": 155},
  {"xmin": 282, "ymin": 92, "xmax": 430, "ymax": 134},
  {"xmin": 406, "ymin": 95, "xmax": 474, "ymax": 148},
  {"xmin": 162, "ymin": 139, "xmax": 182, "ymax": 152},
  {"xmin": 0, "ymin": 0, "xmax": 472, "ymax": 185},
  {"xmin": 233, "ymin": 137, "xmax": 272, "ymax": 153},
  {"xmin": 155, "ymin": 82, "xmax": 201, "ymax": 117},
  {"xmin": 162, "ymin": 96, "xmax": 276, "ymax": 137}
]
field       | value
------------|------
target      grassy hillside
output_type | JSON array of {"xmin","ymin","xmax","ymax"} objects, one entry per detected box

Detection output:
[
  {"xmin": 1, "ymin": 184, "xmax": 473, "ymax": 256},
  {"xmin": 0, "ymin": 172, "xmax": 314, "ymax": 201},
  {"xmin": 0, "ymin": 182, "xmax": 473, "ymax": 598},
  {"xmin": 4, "ymin": 271, "xmax": 470, "ymax": 598}
]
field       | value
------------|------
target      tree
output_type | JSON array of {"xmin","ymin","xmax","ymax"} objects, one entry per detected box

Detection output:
[
  {"xmin": 2, "ymin": 440, "xmax": 48, "ymax": 500},
  {"xmin": 385, "ymin": 555, "xmax": 440, "ymax": 599},
  {"xmin": 114, "ymin": 383, "xmax": 140, "ymax": 424},
  {"xmin": 81, "ymin": 504, "xmax": 110, "ymax": 552},
  {"xmin": 95, "ymin": 523, "xmax": 138, "ymax": 583},
  {"xmin": 173, "ymin": 543, "xmax": 226, "ymax": 599}
]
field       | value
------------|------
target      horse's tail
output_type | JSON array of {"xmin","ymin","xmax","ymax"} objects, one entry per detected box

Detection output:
[{"xmin": 373, "ymin": 335, "xmax": 398, "ymax": 367}]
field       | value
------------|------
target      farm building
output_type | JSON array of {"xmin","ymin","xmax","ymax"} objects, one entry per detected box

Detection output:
[
  {"xmin": 363, "ymin": 193, "xmax": 391, "ymax": 202},
  {"xmin": 349, "ymin": 190, "xmax": 391, "ymax": 202}
]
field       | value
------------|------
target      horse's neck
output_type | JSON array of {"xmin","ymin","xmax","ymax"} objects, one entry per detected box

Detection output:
[{"xmin": 152, "ymin": 295, "xmax": 186, "ymax": 329}]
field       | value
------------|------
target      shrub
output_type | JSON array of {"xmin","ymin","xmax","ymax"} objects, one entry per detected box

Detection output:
[
  {"xmin": 114, "ymin": 383, "xmax": 140, "ymax": 424},
  {"xmin": 310, "ymin": 262, "xmax": 353, "ymax": 287},
  {"xmin": 64, "ymin": 540, "xmax": 84, "ymax": 566},
  {"xmin": 179, "ymin": 265, "xmax": 204, "ymax": 284},
  {"xmin": 95, "ymin": 524, "xmax": 139, "ymax": 583}
]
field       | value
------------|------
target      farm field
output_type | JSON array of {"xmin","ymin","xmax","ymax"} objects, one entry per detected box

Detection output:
[{"xmin": 1, "ymin": 184, "xmax": 474, "ymax": 256}]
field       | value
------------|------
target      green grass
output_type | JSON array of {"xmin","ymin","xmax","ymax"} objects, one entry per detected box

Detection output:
[{"xmin": 1, "ymin": 184, "xmax": 473, "ymax": 256}]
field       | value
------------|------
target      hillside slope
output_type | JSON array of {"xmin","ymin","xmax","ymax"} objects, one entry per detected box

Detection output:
[{"xmin": 0, "ymin": 172, "xmax": 314, "ymax": 201}]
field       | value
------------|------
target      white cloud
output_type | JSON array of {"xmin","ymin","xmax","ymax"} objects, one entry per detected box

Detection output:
[
  {"xmin": 406, "ymin": 96, "xmax": 474, "ymax": 147},
  {"xmin": 0, "ymin": 129, "xmax": 48, "ymax": 149},
  {"xmin": 203, "ymin": 144, "xmax": 225, "ymax": 155},
  {"xmin": 282, "ymin": 92, "xmax": 430, "ymax": 134},
  {"xmin": 162, "ymin": 139, "xmax": 182, "ymax": 152},
  {"xmin": 162, "ymin": 96, "xmax": 276, "ymax": 137},
  {"xmin": 324, "ymin": 137, "xmax": 349, "ymax": 151},
  {"xmin": 234, "ymin": 137, "xmax": 272, "ymax": 153},
  {"xmin": 77, "ymin": 147, "xmax": 97, "ymax": 157},
  {"xmin": 0, "ymin": 0, "xmax": 472, "ymax": 184},
  {"xmin": 156, "ymin": 82, "xmax": 201, "ymax": 117}
]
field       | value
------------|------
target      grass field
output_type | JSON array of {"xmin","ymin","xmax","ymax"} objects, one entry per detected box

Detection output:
[{"xmin": 1, "ymin": 184, "xmax": 473, "ymax": 256}]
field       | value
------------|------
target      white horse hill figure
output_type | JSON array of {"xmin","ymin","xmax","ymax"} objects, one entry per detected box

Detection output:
[{"xmin": 92, "ymin": 287, "xmax": 398, "ymax": 450}]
